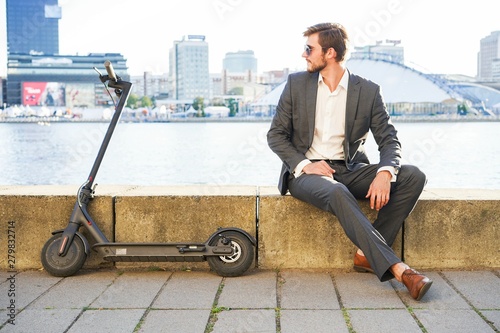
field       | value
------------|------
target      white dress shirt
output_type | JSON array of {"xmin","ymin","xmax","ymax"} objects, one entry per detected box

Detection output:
[{"xmin": 306, "ymin": 70, "xmax": 348, "ymax": 161}]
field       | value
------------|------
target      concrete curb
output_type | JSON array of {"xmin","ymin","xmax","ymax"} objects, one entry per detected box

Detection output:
[{"xmin": 0, "ymin": 186, "xmax": 499, "ymax": 271}]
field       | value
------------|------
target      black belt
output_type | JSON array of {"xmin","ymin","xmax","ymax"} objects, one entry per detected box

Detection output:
[{"xmin": 311, "ymin": 159, "xmax": 345, "ymax": 164}]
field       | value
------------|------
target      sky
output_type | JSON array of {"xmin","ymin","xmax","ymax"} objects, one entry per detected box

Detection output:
[{"xmin": 0, "ymin": 0, "xmax": 499, "ymax": 77}]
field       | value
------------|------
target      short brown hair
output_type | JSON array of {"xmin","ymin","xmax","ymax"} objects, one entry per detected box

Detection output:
[{"xmin": 303, "ymin": 23, "xmax": 349, "ymax": 62}]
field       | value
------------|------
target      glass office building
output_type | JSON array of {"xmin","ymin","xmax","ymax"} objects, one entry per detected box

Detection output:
[{"xmin": 6, "ymin": 0, "xmax": 61, "ymax": 55}]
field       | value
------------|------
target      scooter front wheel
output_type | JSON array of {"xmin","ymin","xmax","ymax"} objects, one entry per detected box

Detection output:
[
  {"xmin": 207, "ymin": 230, "xmax": 254, "ymax": 277},
  {"xmin": 41, "ymin": 234, "xmax": 87, "ymax": 277}
]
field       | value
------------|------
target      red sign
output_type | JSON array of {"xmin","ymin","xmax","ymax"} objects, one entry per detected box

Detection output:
[{"xmin": 22, "ymin": 82, "xmax": 66, "ymax": 106}]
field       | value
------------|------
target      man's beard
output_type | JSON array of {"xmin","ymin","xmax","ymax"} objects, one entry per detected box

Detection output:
[{"xmin": 307, "ymin": 58, "xmax": 327, "ymax": 73}]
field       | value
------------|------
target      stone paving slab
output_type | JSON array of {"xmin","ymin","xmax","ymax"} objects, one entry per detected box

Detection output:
[
  {"xmin": 217, "ymin": 270, "xmax": 276, "ymax": 309},
  {"xmin": 280, "ymin": 310, "xmax": 348, "ymax": 333},
  {"xmin": 212, "ymin": 309, "xmax": 276, "ymax": 333},
  {"xmin": 138, "ymin": 309, "xmax": 211, "ymax": 332},
  {"xmin": 349, "ymin": 309, "xmax": 422, "ymax": 333},
  {"xmin": 91, "ymin": 271, "xmax": 168, "ymax": 309},
  {"xmin": 152, "ymin": 271, "xmax": 221, "ymax": 309},
  {"xmin": 414, "ymin": 309, "xmax": 496, "ymax": 333},
  {"xmin": 67, "ymin": 309, "xmax": 145, "ymax": 333},
  {"xmin": 280, "ymin": 270, "xmax": 340, "ymax": 309},
  {"xmin": 442, "ymin": 271, "xmax": 500, "ymax": 309},
  {"xmin": 29, "ymin": 270, "xmax": 117, "ymax": 309},
  {"xmin": 0, "ymin": 309, "xmax": 81, "ymax": 333}
]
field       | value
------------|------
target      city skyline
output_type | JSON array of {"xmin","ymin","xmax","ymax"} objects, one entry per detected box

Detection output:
[{"xmin": 0, "ymin": 0, "xmax": 499, "ymax": 77}]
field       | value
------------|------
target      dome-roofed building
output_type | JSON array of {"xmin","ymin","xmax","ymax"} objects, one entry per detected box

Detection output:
[
  {"xmin": 252, "ymin": 53, "xmax": 500, "ymax": 118},
  {"xmin": 346, "ymin": 58, "xmax": 453, "ymax": 104}
]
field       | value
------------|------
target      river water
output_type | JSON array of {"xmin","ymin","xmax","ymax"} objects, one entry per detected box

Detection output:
[{"xmin": 1, "ymin": 121, "xmax": 499, "ymax": 189}]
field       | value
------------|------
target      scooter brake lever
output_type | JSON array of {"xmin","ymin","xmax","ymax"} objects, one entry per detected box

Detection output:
[{"xmin": 93, "ymin": 67, "xmax": 103, "ymax": 76}]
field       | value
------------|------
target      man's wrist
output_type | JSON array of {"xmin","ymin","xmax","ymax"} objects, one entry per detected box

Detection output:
[
  {"xmin": 293, "ymin": 159, "xmax": 311, "ymax": 177},
  {"xmin": 377, "ymin": 166, "xmax": 397, "ymax": 182}
]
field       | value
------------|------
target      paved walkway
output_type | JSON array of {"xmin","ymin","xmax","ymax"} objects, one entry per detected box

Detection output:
[{"xmin": 0, "ymin": 268, "xmax": 499, "ymax": 333}]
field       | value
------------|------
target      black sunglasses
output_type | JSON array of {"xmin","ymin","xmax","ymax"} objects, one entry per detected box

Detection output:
[{"xmin": 304, "ymin": 44, "xmax": 330, "ymax": 56}]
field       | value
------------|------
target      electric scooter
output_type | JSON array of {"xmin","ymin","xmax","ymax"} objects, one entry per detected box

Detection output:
[{"xmin": 41, "ymin": 61, "xmax": 255, "ymax": 277}]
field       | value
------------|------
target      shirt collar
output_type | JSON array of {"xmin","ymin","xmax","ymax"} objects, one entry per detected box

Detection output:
[
  {"xmin": 318, "ymin": 68, "xmax": 349, "ymax": 91},
  {"xmin": 340, "ymin": 68, "xmax": 349, "ymax": 90}
]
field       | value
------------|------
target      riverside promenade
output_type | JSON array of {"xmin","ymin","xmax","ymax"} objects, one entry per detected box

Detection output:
[{"xmin": 1, "ymin": 268, "xmax": 499, "ymax": 333}]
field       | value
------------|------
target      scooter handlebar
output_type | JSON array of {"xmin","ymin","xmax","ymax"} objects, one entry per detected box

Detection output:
[{"xmin": 104, "ymin": 60, "xmax": 117, "ymax": 82}]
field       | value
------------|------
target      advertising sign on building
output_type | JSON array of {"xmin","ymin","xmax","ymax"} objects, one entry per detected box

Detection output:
[
  {"xmin": 23, "ymin": 82, "xmax": 66, "ymax": 106},
  {"xmin": 22, "ymin": 82, "xmax": 97, "ymax": 108},
  {"xmin": 65, "ymin": 83, "xmax": 96, "ymax": 108}
]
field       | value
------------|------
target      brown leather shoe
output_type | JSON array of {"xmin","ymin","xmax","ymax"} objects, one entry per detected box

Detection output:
[
  {"xmin": 353, "ymin": 252, "xmax": 375, "ymax": 274},
  {"xmin": 401, "ymin": 268, "xmax": 433, "ymax": 301}
]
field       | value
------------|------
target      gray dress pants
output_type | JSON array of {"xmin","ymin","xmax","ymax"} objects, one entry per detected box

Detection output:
[{"xmin": 288, "ymin": 162, "xmax": 426, "ymax": 281}]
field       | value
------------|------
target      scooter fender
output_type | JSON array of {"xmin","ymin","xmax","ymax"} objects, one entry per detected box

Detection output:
[
  {"xmin": 51, "ymin": 229, "xmax": 91, "ymax": 256},
  {"xmin": 207, "ymin": 227, "xmax": 256, "ymax": 245}
]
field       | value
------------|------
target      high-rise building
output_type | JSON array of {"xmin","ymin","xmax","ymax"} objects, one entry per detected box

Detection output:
[
  {"xmin": 223, "ymin": 50, "xmax": 257, "ymax": 73},
  {"xmin": 6, "ymin": 0, "xmax": 62, "ymax": 55},
  {"xmin": 477, "ymin": 31, "xmax": 500, "ymax": 81},
  {"xmin": 169, "ymin": 35, "xmax": 210, "ymax": 101}
]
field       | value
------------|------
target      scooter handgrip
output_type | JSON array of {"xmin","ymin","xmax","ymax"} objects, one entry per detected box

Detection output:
[{"xmin": 104, "ymin": 60, "xmax": 117, "ymax": 81}]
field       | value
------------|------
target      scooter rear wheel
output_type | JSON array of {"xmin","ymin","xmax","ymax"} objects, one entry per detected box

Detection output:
[
  {"xmin": 207, "ymin": 230, "xmax": 254, "ymax": 277},
  {"xmin": 41, "ymin": 234, "xmax": 87, "ymax": 277}
]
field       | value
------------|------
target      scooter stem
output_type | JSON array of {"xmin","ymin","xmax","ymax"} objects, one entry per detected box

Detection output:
[{"xmin": 85, "ymin": 77, "xmax": 132, "ymax": 189}]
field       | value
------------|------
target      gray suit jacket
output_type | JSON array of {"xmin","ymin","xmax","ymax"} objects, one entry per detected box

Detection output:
[{"xmin": 267, "ymin": 70, "xmax": 402, "ymax": 195}]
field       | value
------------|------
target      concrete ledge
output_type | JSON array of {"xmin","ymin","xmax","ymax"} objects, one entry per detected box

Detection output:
[
  {"xmin": 0, "ymin": 185, "xmax": 122, "ymax": 270},
  {"xmin": 404, "ymin": 188, "xmax": 500, "ymax": 269},
  {"xmin": 258, "ymin": 187, "xmax": 500, "ymax": 270},
  {"xmin": 0, "ymin": 186, "xmax": 499, "ymax": 271},
  {"xmin": 258, "ymin": 186, "xmax": 402, "ymax": 269}
]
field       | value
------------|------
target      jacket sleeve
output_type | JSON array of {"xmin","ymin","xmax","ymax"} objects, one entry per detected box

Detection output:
[
  {"xmin": 370, "ymin": 86, "xmax": 401, "ymax": 172},
  {"xmin": 267, "ymin": 76, "xmax": 308, "ymax": 174}
]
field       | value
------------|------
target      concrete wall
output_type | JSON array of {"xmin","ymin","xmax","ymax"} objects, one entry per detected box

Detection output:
[{"xmin": 1, "ymin": 185, "xmax": 499, "ymax": 272}]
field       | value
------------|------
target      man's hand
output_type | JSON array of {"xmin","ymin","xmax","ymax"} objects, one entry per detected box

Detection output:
[
  {"xmin": 366, "ymin": 170, "xmax": 392, "ymax": 210},
  {"xmin": 303, "ymin": 160, "xmax": 335, "ymax": 177}
]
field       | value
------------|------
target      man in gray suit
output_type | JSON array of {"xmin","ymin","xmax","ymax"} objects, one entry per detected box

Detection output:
[{"xmin": 267, "ymin": 22, "xmax": 432, "ymax": 301}]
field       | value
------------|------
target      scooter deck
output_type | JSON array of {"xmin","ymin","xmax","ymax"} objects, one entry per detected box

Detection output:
[{"xmin": 92, "ymin": 242, "xmax": 233, "ymax": 262}]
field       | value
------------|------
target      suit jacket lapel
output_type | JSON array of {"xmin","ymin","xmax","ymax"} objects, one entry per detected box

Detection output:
[
  {"xmin": 306, "ymin": 72, "xmax": 319, "ymax": 146},
  {"xmin": 345, "ymin": 73, "xmax": 360, "ymax": 141}
]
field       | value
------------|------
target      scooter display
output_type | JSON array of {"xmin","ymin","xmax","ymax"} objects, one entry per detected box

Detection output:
[{"xmin": 41, "ymin": 61, "xmax": 255, "ymax": 277}]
